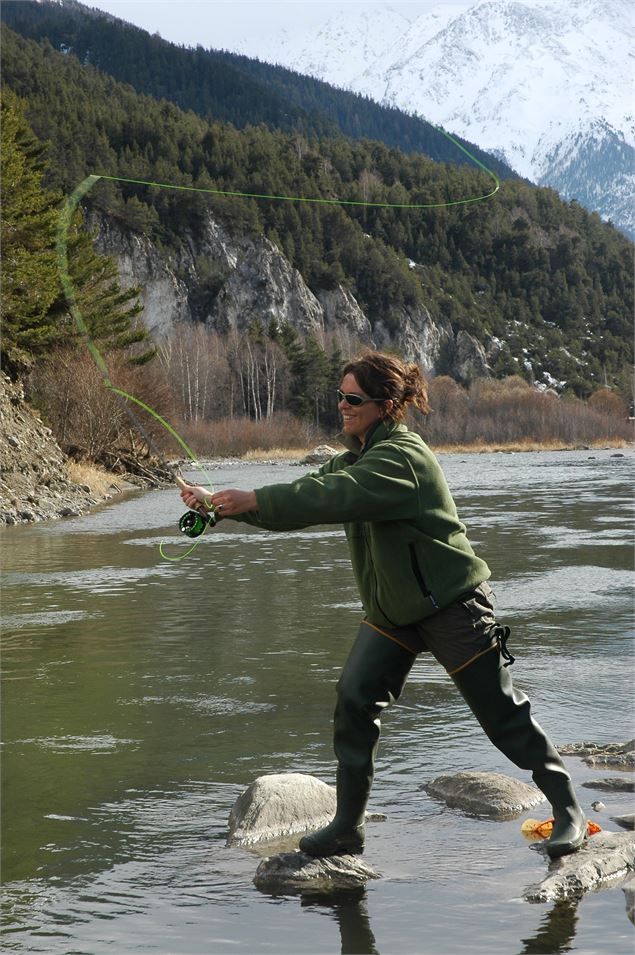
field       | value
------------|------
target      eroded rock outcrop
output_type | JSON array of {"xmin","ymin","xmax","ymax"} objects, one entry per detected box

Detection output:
[
  {"xmin": 524, "ymin": 831, "xmax": 635, "ymax": 902},
  {"xmin": 0, "ymin": 373, "xmax": 140, "ymax": 525},
  {"xmin": 421, "ymin": 771, "xmax": 545, "ymax": 817},
  {"xmin": 210, "ymin": 236, "xmax": 324, "ymax": 336},
  {"xmin": 559, "ymin": 740, "xmax": 635, "ymax": 770},
  {"xmin": 93, "ymin": 210, "xmax": 494, "ymax": 381}
]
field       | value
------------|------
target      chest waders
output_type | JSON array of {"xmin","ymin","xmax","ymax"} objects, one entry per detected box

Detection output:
[
  {"xmin": 450, "ymin": 630, "xmax": 587, "ymax": 859},
  {"xmin": 300, "ymin": 624, "xmax": 587, "ymax": 860},
  {"xmin": 300, "ymin": 623, "xmax": 416, "ymax": 857}
]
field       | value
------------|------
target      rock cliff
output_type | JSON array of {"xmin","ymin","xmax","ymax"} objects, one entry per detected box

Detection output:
[{"xmin": 92, "ymin": 210, "xmax": 491, "ymax": 381}]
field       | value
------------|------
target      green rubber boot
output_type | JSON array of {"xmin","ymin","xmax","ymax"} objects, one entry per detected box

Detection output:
[
  {"xmin": 451, "ymin": 629, "xmax": 587, "ymax": 860},
  {"xmin": 299, "ymin": 622, "xmax": 416, "ymax": 858}
]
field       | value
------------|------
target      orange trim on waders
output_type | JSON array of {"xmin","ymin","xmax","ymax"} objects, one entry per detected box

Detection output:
[
  {"xmin": 364, "ymin": 620, "xmax": 418, "ymax": 655},
  {"xmin": 447, "ymin": 642, "xmax": 498, "ymax": 677}
]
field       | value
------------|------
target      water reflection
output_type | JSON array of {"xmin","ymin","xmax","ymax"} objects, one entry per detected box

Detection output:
[
  {"xmin": 263, "ymin": 885, "xmax": 582, "ymax": 955},
  {"xmin": 299, "ymin": 888, "xmax": 379, "ymax": 955},
  {"xmin": 519, "ymin": 899, "xmax": 578, "ymax": 955}
]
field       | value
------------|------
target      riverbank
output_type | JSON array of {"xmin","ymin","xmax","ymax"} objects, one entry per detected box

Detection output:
[
  {"xmin": 0, "ymin": 373, "xmax": 171, "ymax": 526},
  {"xmin": 239, "ymin": 437, "xmax": 631, "ymax": 461},
  {"xmin": 2, "ymin": 368, "xmax": 631, "ymax": 526}
]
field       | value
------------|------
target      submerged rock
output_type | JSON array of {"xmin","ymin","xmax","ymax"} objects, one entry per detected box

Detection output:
[
  {"xmin": 581, "ymin": 777, "xmax": 635, "ymax": 793},
  {"xmin": 421, "ymin": 771, "xmax": 545, "ymax": 818},
  {"xmin": 254, "ymin": 850, "xmax": 380, "ymax": 892},
  {"xmin": 227, "ymin": 773, "xmax": 383, "ymax": 847},
  {"xmin": 559, "ymin": 740, "xmax": 635, "ymax": 769},
  {"xmin": 524, "ymin": 831, "xmax": 635, "ymax": 902},
  {"xmin": 612, "ymin": 815, "xmax": 635, "ymax": 831}
]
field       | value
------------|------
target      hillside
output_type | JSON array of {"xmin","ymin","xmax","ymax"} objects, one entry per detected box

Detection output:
[
  {"xmin": 0, "ymin": 21, "xmax": 632, "ymax": 401},
  {"xmin": 222, "ymin": 0, "xmax": 635, "ymax": 241},
  {"xmin": 0, "ymin": 0, "xmax": 516, "ymax": 181}
]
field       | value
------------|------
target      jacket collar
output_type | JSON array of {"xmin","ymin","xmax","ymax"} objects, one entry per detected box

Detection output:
[{"xmin": 337, "ymin": 418, "xmax": 407, "ymax": 459}]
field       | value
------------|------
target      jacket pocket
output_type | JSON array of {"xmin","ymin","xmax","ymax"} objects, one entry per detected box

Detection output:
[{"xmin": 409, "ymin": 544, "xmax": 439, "ymax": 610}]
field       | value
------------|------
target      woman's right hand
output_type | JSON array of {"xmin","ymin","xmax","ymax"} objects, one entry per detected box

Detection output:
[{"xmin": 176, "ymin": 477, "xmax": 213, "ymax": 513}]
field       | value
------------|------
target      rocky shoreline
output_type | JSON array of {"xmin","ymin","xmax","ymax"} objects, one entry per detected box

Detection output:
[{"xmin": 0, "ymin": 373, "xmax": 171, "ymax": 527}]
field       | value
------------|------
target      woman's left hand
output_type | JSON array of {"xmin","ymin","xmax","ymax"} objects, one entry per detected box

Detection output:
[{"xmin": 209, "ymin": 489, "xmax": 257, "ymax": 517}]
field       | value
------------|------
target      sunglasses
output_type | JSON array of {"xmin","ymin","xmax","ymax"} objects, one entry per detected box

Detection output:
[{"xmin": 337, "ymin": 389, "xmax": 384, "ymax": 407}]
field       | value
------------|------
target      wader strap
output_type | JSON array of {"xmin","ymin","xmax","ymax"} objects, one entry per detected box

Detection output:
[
  {"xmin": 493, "ymin": 624, "xmax": 515, "ymax": 667},
  {"xmin": 447, "ymin": 624, "xmax": 515, "ymax": 677}
]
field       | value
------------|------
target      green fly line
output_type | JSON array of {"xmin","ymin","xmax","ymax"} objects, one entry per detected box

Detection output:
[{"xmin": 55, "ymin": 125, "xmax": 500, "ymax": 560}]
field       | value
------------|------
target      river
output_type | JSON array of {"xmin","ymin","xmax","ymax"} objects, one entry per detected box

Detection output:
[{"xmin": 1, "ymin": 449, "xmax": 634, "ymax": 955}]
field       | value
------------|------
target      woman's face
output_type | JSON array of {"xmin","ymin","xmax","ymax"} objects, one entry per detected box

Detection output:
[{"xmin": 338, "ymin": 372, "xmax": 388, "ymax": 442}]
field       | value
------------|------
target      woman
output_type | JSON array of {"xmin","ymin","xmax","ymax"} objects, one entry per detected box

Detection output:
[{"xmin": 179, "ymin": 351, "xmax": 587, "ymax": 860}]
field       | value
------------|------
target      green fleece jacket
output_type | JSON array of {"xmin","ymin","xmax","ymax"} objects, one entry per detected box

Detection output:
[{"xmin": 236, "ymin": 419, "xmax": 490, "ymax": 628}]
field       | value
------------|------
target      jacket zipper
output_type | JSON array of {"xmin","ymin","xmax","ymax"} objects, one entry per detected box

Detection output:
[
  {"xmin": 363, "ymin": 529, "xmax": 397, "ymax": 626},
  {"xmin": 409, "ymin": 544, "xmax": 439, "ymax": 609}
]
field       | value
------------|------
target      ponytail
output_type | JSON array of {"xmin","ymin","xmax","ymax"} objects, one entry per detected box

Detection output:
[{"xmin": 341, "ymin": 352, "xmax": 430, "ymax": 421}]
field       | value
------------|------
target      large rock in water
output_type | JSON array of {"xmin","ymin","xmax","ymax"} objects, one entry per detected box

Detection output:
[
  {"xmin": 581, "ymin": 777, "xmax": 635, "ymax": 793},
  {"xmin": 421, "ymin": 772, "xmax": 545, "ymax": 818},
  {"xmin": 254, "ymin": 851, "xmax": 380, "ymax": 892},
  {"xmin": 524, "ymin": 831, "xmax": 635, "ymax": 902},
  {"xmin": 559, "ymin": 740, "xmax": 635, "ymax": 769},
  {"xmin": 227, "ymin": 773, "xmax": 384, "ymax": 847}
]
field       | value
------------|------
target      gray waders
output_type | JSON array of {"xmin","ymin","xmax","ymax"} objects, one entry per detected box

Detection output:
[
  {"xmin": 450, "ymin": 629, "xmax": 587, "ymax": 859},
  {"xmin": 299, "ymin": 623, "xmax": 415, "ymax": 857},
  {"xmin": 300, "ymin": 620, "xmax": 586, "ymax": 860}
]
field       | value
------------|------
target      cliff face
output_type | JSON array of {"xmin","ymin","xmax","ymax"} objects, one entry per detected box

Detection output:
[{"xmin": 92, "ymin": 211, "xmax": 491, "ymax": 383}]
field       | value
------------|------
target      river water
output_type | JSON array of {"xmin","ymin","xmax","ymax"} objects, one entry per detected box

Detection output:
[{"xmin": 1, "ymin": 449, "xmax": 634, "ymax": 955}]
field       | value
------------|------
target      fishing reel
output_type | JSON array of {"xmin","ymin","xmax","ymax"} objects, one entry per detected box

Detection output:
[{"xmin": 178, "ymin": 508, "xmax": 217, "ymax": 538}]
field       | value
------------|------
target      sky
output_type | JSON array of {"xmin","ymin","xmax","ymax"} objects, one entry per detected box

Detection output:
[{"xmin": 80, "ymin": 1, "xmax": 474, "ymax": 53}]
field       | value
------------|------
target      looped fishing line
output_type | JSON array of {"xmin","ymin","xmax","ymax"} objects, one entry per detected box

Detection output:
[{"xmin": 56, "ymin": 127, "xmax": 499, "ymax": 559}]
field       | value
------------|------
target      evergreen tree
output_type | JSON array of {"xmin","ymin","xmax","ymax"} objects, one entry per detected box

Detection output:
[
  {"xmin": 1, "ymin": 89, "xmax": 61, "ymax": 375},
  {"xmin": 1, "ymin": 88, "xmax": 152, "ymax": 379}
]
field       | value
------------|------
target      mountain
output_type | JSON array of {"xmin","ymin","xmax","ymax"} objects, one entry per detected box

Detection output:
[
  {"xmin": 225, "ymin": 0, "xmax": 635, "ymax": 240},
  {"xmin": 0, "ymin": 0, "xmax": 515, "ymax": 182},
  {"xmin": 1, "ymin": 15, "xmax": 632, "ymax": 401}
]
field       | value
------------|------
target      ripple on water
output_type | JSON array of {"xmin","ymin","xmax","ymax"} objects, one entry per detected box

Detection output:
[
  {"xmin": 0, "ymin": 610, "xmax": 95, "ymax": 631},
  {"xmin": 117, "ymin": 694, "xmax": 276, "ymax": 716},
  {"xmin": 12, "ymin": 735, "xmax": 140, "ymax": 753},
  {"xmin": 501, "ymin": 565, "xmax": 634, "ymax": 612}
]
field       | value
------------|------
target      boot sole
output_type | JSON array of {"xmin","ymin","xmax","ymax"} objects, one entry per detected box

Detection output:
[{"xmin": 300, "ymin": 842, "xmax": 365, "ymax": 859}]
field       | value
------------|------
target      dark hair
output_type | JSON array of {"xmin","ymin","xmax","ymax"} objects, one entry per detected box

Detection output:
[{"xmin": 341, "ymin": 351, "xmax": 430, "ymax": 421}]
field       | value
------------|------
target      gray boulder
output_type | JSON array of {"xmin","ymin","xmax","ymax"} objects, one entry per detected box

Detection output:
[
  {"xmin": 524, "ymin": 831, "xmax": 635, "ymax": 902},
  {"xmin": 421, "ymin": 771, "xmax": 545, "ymax": 818},
  {"xmin": 581, "ymin": 777, "xmax": 635, "ymax": 793},
  {"xmin": 559, "ymin": 740, "xmax": 635, "ymax": 769},
  {"xmin": 300, "ymin": 445, "xmax": 339, "ymax": 466},
  {"xmin": 254, "ymin": 851, "xmax": 380, "ymax": 892},
  {"xmin": 227, "ymin": 773, "xmax": 383, "ymax": 847}
]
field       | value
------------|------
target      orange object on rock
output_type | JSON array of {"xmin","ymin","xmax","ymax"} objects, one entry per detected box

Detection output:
[{"xmin": 521, "ymin": 817, "xmax": 602, "ymax": 841}]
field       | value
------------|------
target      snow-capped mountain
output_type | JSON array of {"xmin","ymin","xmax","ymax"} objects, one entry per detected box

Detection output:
[{"xmin": 228, "ymin": 0, "xmax": 634, "ymax": 239}]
